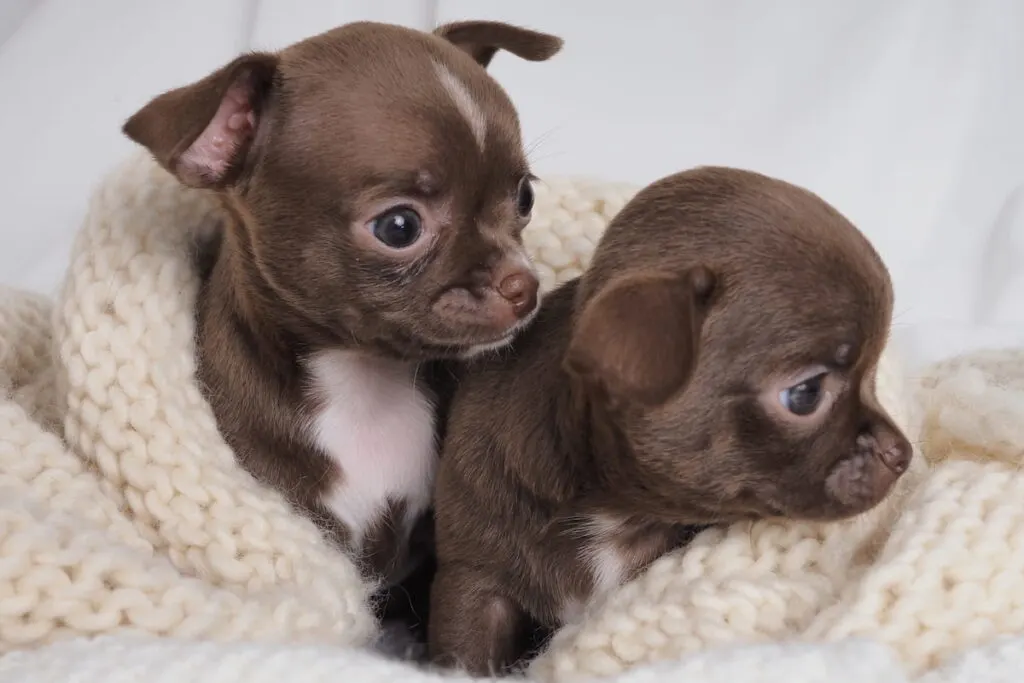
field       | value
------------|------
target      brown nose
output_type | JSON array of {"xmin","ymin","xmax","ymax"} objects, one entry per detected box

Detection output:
[
  {"xmin": 497, "ymin": 270, "xmax": 539, "ymax": 318},
  {"xmin": 871, "ymin": 428, "xmax": 912, "ymax": 474}
]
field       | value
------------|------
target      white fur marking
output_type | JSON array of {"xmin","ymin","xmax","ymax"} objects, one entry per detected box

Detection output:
[
  {"xmin": 307, "ymin": 350, "xmax": 437, "ymax": 551},
  {"xmin": 561, "ymin": 515, "xmax": 628, "ymax": 623},
  {"xmin": 585, "ymin": 515, "xmax": 628, "ymax": 594},
  {"xmin": 460, "ymin": 334, "xmax": 518, "ymax": 360},
  {"xmin": 459, "ymin": 304, "xmax": 542, "ymax": 359},
  {"xmin": 434, "ymin": 62, "xmax": 487, "ymax": 151}
]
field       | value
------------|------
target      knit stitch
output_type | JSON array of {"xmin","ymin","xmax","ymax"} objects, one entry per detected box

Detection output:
[
  {"xmin": 0, "ymin": 152, "xmax": 1022, "ymax": 682},
  {"xmin": 2, "ymin": 153, "xmax": 376, "ymax": 652}
]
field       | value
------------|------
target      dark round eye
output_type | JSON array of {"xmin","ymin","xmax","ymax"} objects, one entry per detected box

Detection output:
[
  {"xmin": 371, "ymin": 207, "xmax": 422, "ymax": 249},
  {"xmin": 779, "ymin": 373, "xmax": 827, "ymax": 416},
  {"xmin": 516, "ymin": 177, "xmax": 534, "ymax": 218}
]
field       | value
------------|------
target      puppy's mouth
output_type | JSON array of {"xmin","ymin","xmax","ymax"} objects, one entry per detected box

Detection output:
[
  {"xmin": 414, "ymin": 280, "xmax": 542, "ymax": 360},
  {"xmin": 740, "ymin": 465, "xmax": 899, "ymax": 525},
  {"xmin": 378, "ymin": 284, "xmax": 542, "ymax": 361},
  {"xmin": 396, "ymin": 316, "xmax": 533, "ymax": 361},
  {"xmin": 431, "ymin": 269, "xmax": 542, "ymax": 336},
  {"xmin": 457, "ymin": 305, "xmax": 540, "ymax": 360},
  {"xmin": 458, "ymin": 333, "xmax": 518, "ymax": 360}
]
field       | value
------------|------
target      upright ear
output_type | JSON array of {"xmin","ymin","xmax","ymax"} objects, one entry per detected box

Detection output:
[
  {"xmin": 565, "ymin": 267, "xmax": 717, "ymax": 408},
  {"xmin": 122, "ymin": 53, "xmax": 279, "ymax": 189},
  {"xmin": 434, "ymin": 21, "xmax": 563, "ymax": 67}
]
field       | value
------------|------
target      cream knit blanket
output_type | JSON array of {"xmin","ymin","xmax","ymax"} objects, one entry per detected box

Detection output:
[{"xmin": 1, "ymin": 152, "xmax": 1023, "ymax": 682}]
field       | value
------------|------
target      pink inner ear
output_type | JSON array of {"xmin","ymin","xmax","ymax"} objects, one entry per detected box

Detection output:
[{"xmin": 178, "ymin": 80, "xmax": 257, "ymax": 183}]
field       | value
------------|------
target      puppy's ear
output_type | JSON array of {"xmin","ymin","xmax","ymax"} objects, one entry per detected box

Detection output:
[
  {"xmin": 434, "ymin": 21, "xmax": 563, "ymax": 67},
  {"xmin": 122, "ymin": 53, "xmax": 278, "ymax": 188},
  {"xmin": 565, "ymin": 267, "xmax": 716, "ymax": 408}
]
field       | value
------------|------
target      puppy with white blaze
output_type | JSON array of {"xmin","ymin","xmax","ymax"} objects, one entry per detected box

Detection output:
[{"xmin": 121, "ymin": 19, "xmax": 562, "ymax": 649}]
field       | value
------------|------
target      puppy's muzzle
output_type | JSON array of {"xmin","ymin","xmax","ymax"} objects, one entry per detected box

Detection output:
[
  {"xmin": 432, "ymin": 259, "xmax": 541, "ymax": 343},
  {"xmin": 825, "ymin": 425, "xmax": 911, "ymax": 512}
]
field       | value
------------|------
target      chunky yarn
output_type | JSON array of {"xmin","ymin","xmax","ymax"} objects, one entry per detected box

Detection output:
[
  {"xmin": 1, "ymin": 154, "xmax": 376, "ymax": 651},
  {"xmin": 0, "ymin": 153, "xmax": 1022, "ymax": 683}
]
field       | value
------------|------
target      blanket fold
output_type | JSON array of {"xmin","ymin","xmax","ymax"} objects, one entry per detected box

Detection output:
[
  {"xmin": 1, "ymin": 152, "xmax": 1023, "ymax": 682},
  {"xmin": 2, "ymin": 153, "xmax": 376, "ymax": 652}
]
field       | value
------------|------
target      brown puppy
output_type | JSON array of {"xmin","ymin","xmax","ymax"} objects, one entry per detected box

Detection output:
[
  {"xmin": 121, "ymin": 20, "xmax": 561, "ymax": 602},
  {"xmin": 429, "ymin": 166, "xmax": 912, "ymax": 675}
]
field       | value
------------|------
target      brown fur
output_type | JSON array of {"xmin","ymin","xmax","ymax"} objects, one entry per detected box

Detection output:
[
  {"xmin": 120, "ymin": 19, "xmax": 562, "ymax": 640},
  {"xmin": 429, "ymin": 167, "xmax": 912, "ymax": 675}
]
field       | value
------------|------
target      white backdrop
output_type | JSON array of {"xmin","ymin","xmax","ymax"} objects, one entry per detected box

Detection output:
[{"xmin": 2, "ymin": 0, "xmax": 1022, "ymax": 366}]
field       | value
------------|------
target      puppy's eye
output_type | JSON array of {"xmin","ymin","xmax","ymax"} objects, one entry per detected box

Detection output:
[
  {"xmin": 778, "ymin": 373, "xmax": 827, "ymax": 416},
  {"xmin": 370, "ymin": 207, "xmax": 422, "ymax": 249},
  {"xmin": 516, "ymin": 177, "xmax": 534, "ymax": 218}
]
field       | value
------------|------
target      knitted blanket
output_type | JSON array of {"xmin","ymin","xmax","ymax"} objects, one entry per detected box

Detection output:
[{"xmin": 1, "ymin": 152, "xmax": 1023, "ymax": 682}]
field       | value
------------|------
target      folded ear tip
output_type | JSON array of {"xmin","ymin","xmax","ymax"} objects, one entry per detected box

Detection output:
[
  {"xmin": 531, "ymin": 34, "xmax": 564, "ymax": 60},
  {"xmin": 434, "ymin": 20, "xmax": 563, "ymax": 63}
]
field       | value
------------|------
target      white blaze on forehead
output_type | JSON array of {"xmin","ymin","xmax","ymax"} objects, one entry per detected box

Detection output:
[{"xmin": 433, "ymin": 62, "xmax": 488, "ymax": 151}]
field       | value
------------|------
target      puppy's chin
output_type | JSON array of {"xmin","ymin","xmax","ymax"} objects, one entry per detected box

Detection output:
[
  {"xmin": 457, "ymin": 306, "xmax": 541, "ymax": 360},
  {"xmin": 754, "ymin": 476, "xmax": 899, "ymax": 524},
  {"xmin": 459, "ymin": 334, "xmax": 518, "ymax": 360},
  {"xmin": 369, "ymin": 291, "xmax": 542, "ymax": 361},
  {"xmin": 382, "ymin": 322, "xmax": 528, "ymax": 362},
  {"xmin": 401, "ymin": 293, "xmax": 542, "ymax": 361}
]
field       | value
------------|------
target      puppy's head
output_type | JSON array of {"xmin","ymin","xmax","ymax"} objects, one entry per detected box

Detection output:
[
  {"xmin": 565, "ymin": 167, "xmax": 912, "ymax": 523},
  {"xmin": 122, "ymin": 21, "xmax": 562, "ymax": 359}
]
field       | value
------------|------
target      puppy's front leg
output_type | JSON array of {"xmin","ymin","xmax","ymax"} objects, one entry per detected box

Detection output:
[{"xmin": 429, "ymin": 565, "xmax": 527, "ymax": 676}]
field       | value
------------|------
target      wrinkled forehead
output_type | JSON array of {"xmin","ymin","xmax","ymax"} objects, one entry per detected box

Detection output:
[
  {"xmin": 709, "ymin": 252, "xmax": 894, "ymax": 375},
  {"xmin": 269, "ymin": 35, "xmax": 526, "ymax": 186}
]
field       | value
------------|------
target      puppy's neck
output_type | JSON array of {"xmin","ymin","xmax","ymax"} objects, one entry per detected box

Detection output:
[
  {"xmin": 541, "ymin": 354, "xmax": 644, "ymax": 503},
  {"xmin": 564, "ymin": 370, "xmax": 714, "ymax": 526},
  {"xmin": 522, "ymin": 284, "xmax": 672, "ymax": 512}
]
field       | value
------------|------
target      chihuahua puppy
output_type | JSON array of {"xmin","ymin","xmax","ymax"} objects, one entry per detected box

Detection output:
[
  {"xmin": 428, "ymin": 166, "xmax": 913, "ymax": 674},
  {"xmin": 121, "ymin": 20, "xmax": 561, "ymax": 603}
]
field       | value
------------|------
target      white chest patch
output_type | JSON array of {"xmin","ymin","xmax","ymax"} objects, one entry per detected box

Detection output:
[{"xmin": 306, "ymin": 350, "xmax": 438, "ymax": 550}]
